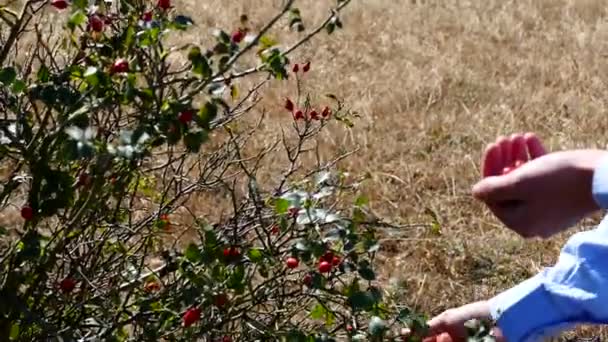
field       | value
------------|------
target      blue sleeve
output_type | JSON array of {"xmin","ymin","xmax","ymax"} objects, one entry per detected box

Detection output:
[
  {"xmin": 593, "ymin": 154, "xmax": 608, "ymax": 209},
  {"xmin": 488, "ymin": 155, "xmax": 608, "ymax": 342}
]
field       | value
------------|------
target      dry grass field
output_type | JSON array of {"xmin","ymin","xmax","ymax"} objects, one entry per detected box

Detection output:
[
  {"xmin": 222, "ymin": 0, "xmax": 608, "ymax": 339},
  {"xmin": 4, "ymin": 0, "xmax": 608, "ymax": 339}
]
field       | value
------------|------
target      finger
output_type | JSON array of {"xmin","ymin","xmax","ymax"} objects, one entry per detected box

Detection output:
[
  {"xmin": 524, "ymin": 132, "xmax": 547, "ymax": 159},
  {"xmin": 497, "ymin": 136, "xmax": 512, "ymax": 167},
  {"xmin": 510, "ymin": 133, "xmax": 527, "ymax": 163},
  {"xmin": 491, "ymin": 327, "xmax": 506, "ymax": 342},
  {"xmin": 437, "ymin": 333, "xmax": 454, "ymax": 342},
  {"xmin": 482, "ymin": 143, "xmax": 502, "ymax": 177},
  {"xmin": 472, "ymin": 175, "xmax": 520, "ymax": 203}
]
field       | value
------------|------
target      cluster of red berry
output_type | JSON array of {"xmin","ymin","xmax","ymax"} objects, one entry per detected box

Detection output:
[
  {"xmin": 292, "ymin": 61, "xmax": 311, "ymax": 74},
  {"xmin": 284, "ymin": 98, "xmax": 331, "ymax": 122},
  {"xmin": 318, "ymin": 251, "xmax": 340, "ymax": 273},
  {"xmin": 223, "ymin": 246, "xmax": 241, "ymax": 262}
]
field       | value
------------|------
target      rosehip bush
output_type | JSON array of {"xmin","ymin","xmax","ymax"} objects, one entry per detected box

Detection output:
[{"xmin": 0, "ymin": 0, "xmax": 495, "ymax": 341}]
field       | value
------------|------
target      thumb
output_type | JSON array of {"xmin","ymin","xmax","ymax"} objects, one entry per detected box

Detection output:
[{"xmin": 472, "ymin": 174, "xmax": 520, "ymax": 203}]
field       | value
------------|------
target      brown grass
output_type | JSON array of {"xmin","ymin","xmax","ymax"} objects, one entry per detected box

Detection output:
[
  {"xmin": 4, "ymin": 0, "xmax": 608, "ymax": 339},
  {"xmin": 195, "ymin": 0, "xmax": 608, "ymax": 339}
]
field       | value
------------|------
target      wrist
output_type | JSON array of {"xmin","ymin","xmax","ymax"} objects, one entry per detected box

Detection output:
[{"xmin": 587, "ymin": 150, "xmax": 608, "ymax": 210}]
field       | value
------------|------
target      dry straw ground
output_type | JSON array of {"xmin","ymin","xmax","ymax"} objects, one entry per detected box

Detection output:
[{"xmin": 4, "ymin": 0, "xmax": 608, "ymax": 340}]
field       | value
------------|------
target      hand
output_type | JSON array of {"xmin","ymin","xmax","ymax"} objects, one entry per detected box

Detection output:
[
  {"xmin": 422, "ymin": 301, "xmax": 505, "ymax": 342},
  {"xmin": 473, "ymin": 132, "xmax": 607, "ymax": 238}
]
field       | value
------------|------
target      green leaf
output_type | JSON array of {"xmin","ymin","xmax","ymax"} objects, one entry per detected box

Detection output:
[
  {"xmin": 0, "ymin": 67, "xmax": 17, "ymax": 85},
  {"xmin": 11, "ymin": 79, "xmax": 26, "ymax": 93},
  {"xmin": 358, "ymin": 265, "xmax": 375, "ymax": 280},
  {"xmin": 274, "ymin": 198, "xmax": 290, "ymax": 214},
  {"xmin": 72, "ymin": 0, "xmax": 87, "ymax": 10},
  {"xmin": 9, "ymin": 322, "xmax": 19, "ymax": 340},
  {"xmin": 355, "ymin": 195, "xmax": 368, "ymax": 207},
  {"xmin": 309, "ymin": 302, "xmax": 336, "ymax": 325},
  {"xmin": 227, "ymin": 264, "xmax": 246, "ymax": 292},
  {"xmin": 172, "ymin": 15, "xmax": 194, "ymax": 30},
  {"xmin": 67, "ymin": 10, "xmax": 87, "ymax": 30},
  {"xmin": 188, "ymin": 47, "xmax": 211, "ymax": 78},
  {"xmin": 247, "ymin": 248, "xmax": 264, "ymax": 263},
  {"xmin": 309, "ymin": 303, "xmax": 325, "ymax": 320},
  {"xmin": 183, "ymin": 130, "xmax": 208, "ymax": 153},
  {"xmin": 347, "ymin": 291, "xmax": 376, "ymax": 312},
  {"xmin": 196, "ymin": 101, "xmax": 218, "ymax": 129},
  {"xmin": 259, "ymin": 35, "xmax": 277, "ymax": 50},
  {"xmin": 184, "ymin": 243, "xmax": 203, "ymax": 264},
  {"xmin": 37, "ymin": 65, "xmax": 50, "ymax": 82}
]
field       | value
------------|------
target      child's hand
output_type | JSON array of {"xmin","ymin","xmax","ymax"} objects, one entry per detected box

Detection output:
[
  {"xmin": 423, "ymin": 301, "xmax": 505, "ymax": 342},
  {"xmin": 473, "ymin": 132, "xmax": 608, "ymax": 238}
]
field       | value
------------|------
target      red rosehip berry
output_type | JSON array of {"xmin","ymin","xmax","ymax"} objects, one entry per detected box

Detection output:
[
  {"xmin": 318, "ymin": 261, "xmax": 332, "ymax": 273},
  {"xmin": 293, "ymin": 110, "xmax": 304, "ymax": 120},
  {"xmin": 222, "ymin": 336, "xmax": 232, "ymax": 342},
  {"xmin": 347, "ymin": 324, "xmax": 354, "ymax": 332},
  {"xmin": 77, "ymin": 173, "xmax": 91, "ymax": 187},
  {"xmin": 51, "ymin": 0, "xmax": 68, "ymax": 10},
  {"xmin": 183, "ymin": 307, "xmax": 201, "ymax": 327},
  {"xmin": 292, "ymin": 64, "xmax": 299, "ymax": 73},
  {"xmin": 270, "ymin": 224, "xmax": 280, "ymax": 235},
  {"xmin": 303, "ymin": 273, "xmax": 313, "ymax": 284},
  {"xmin": 157, "ymin": 0, "xmax": 171, "ymax": 10},
  {"xmin": 59, "ymin": 277, "xmax": 76, "ymax": 293},
  {"xmin": 320, "ymin": 251, "xmax": 334, "ymax": 263},
  {"xmin": 331, "ymin": 255, "xmax": 341, "ymax": 266},
  {"xmin": 288, "ymin": 207, "xmax": 299, "ymax": 217},
  {"xmin": 143, "ymin": 11, "xmax": 153, "ymax": 22},
  {"xmin": 111, "ymin": 58, "xmax": 129, "ymax": 73},
  {"xmin": 501, "ymin": 166, "xmax": 514, "ymax": 175},
  {"xmin": 223, "ymin": 246, "xmax": 240, "ymax": 261},
  {"xmin": 89, "ymin": 15, "xmax": 104, "ymax": 32},
  {"xmin": 214, "ymin": 293, "xmax": 228, "ymax": 308},
  {"xmin": 321, "ymin": 106, "xmax": 331, "ymax": 118},
  {"xmin": 310, "ymin": 110, "xmax": 319, "ymax": 120},
  {"xmin": 513, "ymin": 159, "xmax": 525, "ymax": 168},
  {"xmin": 179, "ymin": 110, "xmax": 194, "ymax": 124},
  {"xmin": 286, "ymin": 257, "xmax": 299, "ymax": 269},
  {"xmin": 231, "ymin": 29, "xmax": 245, "ymax": 43},
  {"xmin": 302, "ymin": 61, "xmax": 310, "ymax": 73},
  {"xmin": 303, "ymin": 273, "xmax": 313, "ymax": 286},
  {"xmin": 21, "ymin": 206, "xmax": 34, "ymax": 221},
  {"xmin": 285, "ymin": 98, "xmax": 294, "ymax": 112}
]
